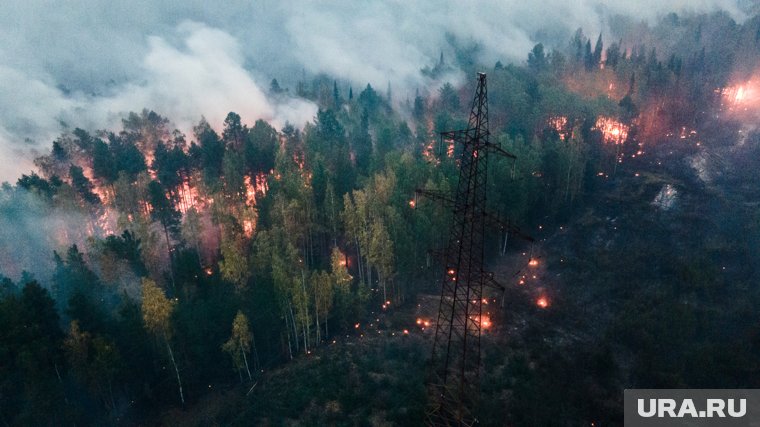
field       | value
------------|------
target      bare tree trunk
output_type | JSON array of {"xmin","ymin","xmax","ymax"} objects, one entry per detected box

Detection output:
[
  {"xmin": 285, "ymin": 316, "xmax": 293, "ymax": 360},
  {"xmin": 363, "ymin": 224, "xmax": 371, "ymax": 288},
  {"xmin": 302, "ymin": 320, "xmax": 308, "ymax": 353},
  {"xmin": 108, "ymin": 379, "xmax": 116, "ymax": 412},
  {"xmin": 240, "ymin": 339, "xmax": 252, "ymax": 381},
  {"xmin": 301, "ymin": 270, "xmax": 310, "ymax": 352},
  {"xmin": 565, "ymin": 161, "xmax": 573, "ymax": 201},
  {"xmin": 165, "ymin": 339, "xmax": 185, "ymax": 405},
  {"xmin": 163, "ymin": 224, "xmax": 176, "ymax": 292},
  {"xmin": 251, "ymin": 332, "xmax": 260, "ymax": 371},
  {"xmin": 54, "ymin": 362, "xmax": 70, "ymax": 405},
  {"xmin": 355, "ymin": 237, "xmax": 364, "ymax": 285},
  {"xmin": 288, "ymin": 303, "xmax": 299, "ymax": 353},
  {"xmin": 314, "ymin": 281, "xmax": 321, "ymax": 345},
  {"xmin": 367, "ymin": 261, "xmax": 372, "ymax": 290}
]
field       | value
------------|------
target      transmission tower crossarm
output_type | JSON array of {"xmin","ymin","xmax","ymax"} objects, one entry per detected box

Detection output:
[
  {"xmin": 415, "ymin": 188, "xmax": 534, "ymax": 243},
  {"xmin": 439, "ymin": 131, "xmax": 516, "ymax": 160},
  {"xmin": 484, "ymin": 272, "xmax": 505, "ymax": 292},
  {"xmin": 482, "ymin": 212, "xmax": 535, "ymax": 243},
  {"xmin": 483, "ymin": 142, "xmax": 517, "ymax": 159}
]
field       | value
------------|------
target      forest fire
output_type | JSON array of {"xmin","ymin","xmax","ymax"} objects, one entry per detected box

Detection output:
[
  {"xmin": 422, "ymin": 139, "xmax": 437, "ymax": 162},
  {"xmin": 245, "ymin": 175, "xmax": 256, "ymax": 206},
  {"xmin": 6, "ymin": 7, "xmax": 760, "ymax": 426},
  {"xmin": 243, "ymin": 220, "xmax": 254, "ymax": 238},
  {"xmin": 547, "ymin": 116, "xmax": 571, "ymax": 140},
  {"xmin": 91, "ymin": 185, "xmax": 111, "ymax": 205},
  {"xmin": 96, "ymin": 209, "xmax": 117, "ymax": 236},
  {"xmin": 478, "ymin": 315, "xmax": 492, "ymax": 329},
  {"xmin": 718, "ymin": 78, "xmax": 760, "ymax": 116},
  {"xmin": 177, "ymin": 182, "xmax": 205, "ymax": 214},
  {"xmin": 721, "ymin": 84, "xmax": 752, "ymax": 107},
  {"xmin": 446, "ymin": 140, "xmax": 455, "ymax": 158},
  {"xmin": 244, "ymin": 173, "xmax": 269, "ymax": 207},
  {"xmin": 594, "ymin": 117, "xmax": 629, "ymax": 144}
]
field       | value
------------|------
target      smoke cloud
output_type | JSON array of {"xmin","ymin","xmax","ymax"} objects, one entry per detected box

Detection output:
[
  {"xmin": 0, "ymin": 0, "xmax": 753, "ymax": 182},
  {"xmin": 0, "ymin": 188, "xmax": 90, "ymax": 282}
]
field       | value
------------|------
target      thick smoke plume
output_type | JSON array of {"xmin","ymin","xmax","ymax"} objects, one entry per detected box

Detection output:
[
  {"xmin": 0, "ymin": 188, "xmax": 92, "ymax": 282},
  {"xmin": 0, "ymin": 0, "xmax": 753, "ymax": 182}
]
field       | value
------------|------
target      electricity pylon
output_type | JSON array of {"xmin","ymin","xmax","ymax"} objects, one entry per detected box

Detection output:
[{"xmin": 421, "ymin": 73, "xmax": 530, "ymax": 426}]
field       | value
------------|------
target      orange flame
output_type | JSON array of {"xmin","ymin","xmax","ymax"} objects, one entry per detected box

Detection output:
[
  {"xmin": 594, "ymin": 117, "xmax": 629, "ymax": 144},
  {"xmin": 547, "ymin": 116, "xmax": 571, "ymax": 140}
]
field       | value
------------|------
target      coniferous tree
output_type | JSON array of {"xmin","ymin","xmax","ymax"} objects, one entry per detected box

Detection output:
[
  {"xmin": 593, "ymin": 33, "xmax": 603, "ymax": 65},
  {"xmin": 148, "ymin": 180, "xmax": 181, "ymax": 287},
  {"xmin": 69, "ymin": 165, "xmax": 100, "ymax": 206}
]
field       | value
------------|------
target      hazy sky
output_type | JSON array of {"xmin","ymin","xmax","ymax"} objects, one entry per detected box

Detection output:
[{"xmin": 0, "ymin": 0, "xmax": 751, "ymax": 182}]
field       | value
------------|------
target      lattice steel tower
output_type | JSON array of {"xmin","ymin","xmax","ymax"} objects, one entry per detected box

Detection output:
[{"xmin": 424, "ymin": 73, "xmax": 518, "ymax": 426}]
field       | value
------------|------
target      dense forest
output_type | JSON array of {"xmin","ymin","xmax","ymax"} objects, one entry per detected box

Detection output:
[{"xmin": 4, "ymin": 10, "xmax": 760, "ymax": 425}]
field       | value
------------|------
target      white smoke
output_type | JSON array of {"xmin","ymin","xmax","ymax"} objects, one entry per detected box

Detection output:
[
  {"xmin": 0, "ymin": 0, "xmax": 751, "ymax": 182},
  {"xmin": 0, "ymin": 21, "xmax": 317, "ymax": 182}
]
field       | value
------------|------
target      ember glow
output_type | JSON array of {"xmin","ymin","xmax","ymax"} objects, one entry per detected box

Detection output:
[
  {"xmin": 478, "ymin": 315, "xmax": 492, "ymax": 329},
  {"xmin": 536, "ymin": 296, "xmax": 549, "ymax": 309}
]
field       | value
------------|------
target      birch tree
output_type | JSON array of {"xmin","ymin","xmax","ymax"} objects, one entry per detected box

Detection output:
[
  {"xmin": 369, "ymin": 218, "xmax": 394, "ymax": 302},
  {"xmin": 222, "ymin": 310, "xmax": 253, "ymax": 382},
  {"xmin": 141, "ymin": 278, "xmax": 184, "ymax": 405},
  {"xmin": 220, "ymin": 235, "xmax": 250, "ymax": 293}
]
